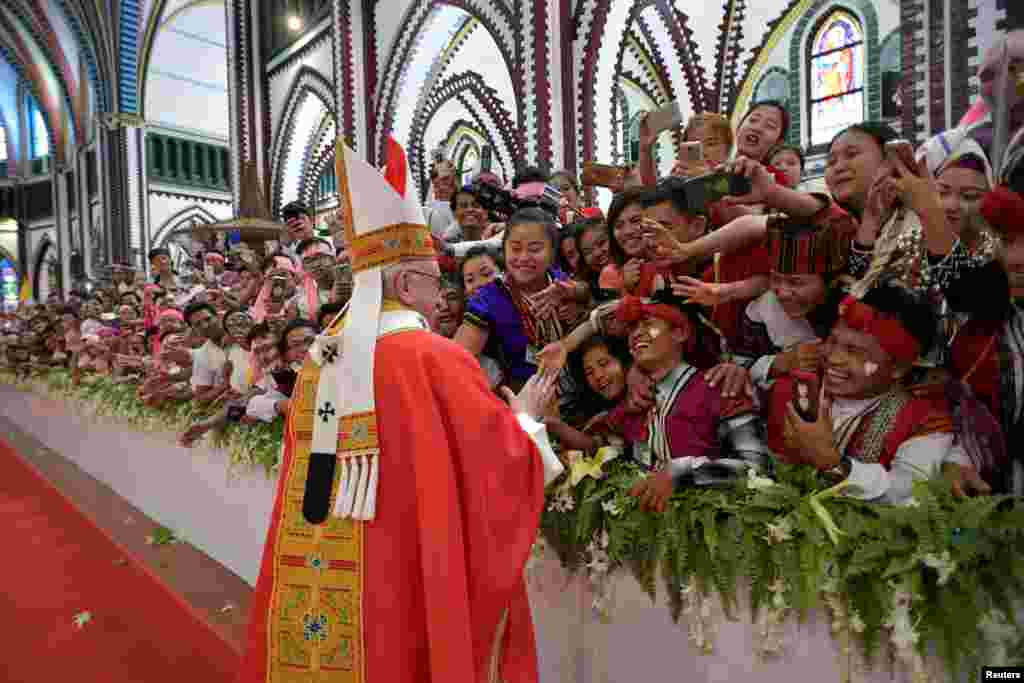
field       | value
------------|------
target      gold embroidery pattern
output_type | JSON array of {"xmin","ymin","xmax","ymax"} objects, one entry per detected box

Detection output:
[
  {"xmin": 267, "ymin": 358, "xmax": 365, "ymax": 683},
  {"xmin": 338, "ymin": 413, "xmax": 377, "ymax": 453},
  {"xmin": 348, "ymin": 222, "xmax": 434, "ymax": 273}
]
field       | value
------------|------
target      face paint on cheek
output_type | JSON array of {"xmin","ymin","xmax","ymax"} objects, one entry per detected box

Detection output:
[{"xmin": 864, "ymin": 361, "xmax": 879, "ymax": 376}]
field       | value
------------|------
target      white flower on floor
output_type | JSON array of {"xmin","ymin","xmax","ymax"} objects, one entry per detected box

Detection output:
[
  {"xmin": 921, "ymin": 550, "xmax": 958, "ymax": 586},
  {"xmin": 72, "ymin": 611, "xmax": 92, "ymax": 629}
]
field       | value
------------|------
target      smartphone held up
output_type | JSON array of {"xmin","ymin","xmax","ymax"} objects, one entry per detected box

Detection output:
[{"xmin": 791, "ymin": 369, "xmax": 821, "ymax": 422}]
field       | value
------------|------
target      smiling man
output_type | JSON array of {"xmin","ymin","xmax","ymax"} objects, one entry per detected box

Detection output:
[
  {"xmin": 606, "ymin": 291, "xmax": 771, "ymax": 512},
  {"xmin": 773, "ymin": 277, "xmax": 962, "ymax": 505},
  {"xmin": 183, "ymin": 301, "xmax": 229, "ymax": 406}
]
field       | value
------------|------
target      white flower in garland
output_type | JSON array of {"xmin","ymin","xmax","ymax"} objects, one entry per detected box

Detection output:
[
  {"xmin": 764, "ymin": 517, "xmax": 794, "ymax": 545},
  {"xmin": 747, "ymin": 467, "xmax": 776, "ymax": 491},
  {"xmin": 921, "ymin": 550, "xmax": 958, "ymax": 586},
  {"xmin": 601, "ymin": 499, "xmax": 623, "ymax": 517},
  {"xmin": 681, "ymin": 581, "xmax": 717, "ymax": 654},
  {"xmin": 884, "ymin": 578, "xmax": 928, "ymax": 681},
  {"xmin": 547, "ymin": 489, "xmax": 576, "ymax": 513},
  {"xmin": 586, "ymin": 532, "xmax": 614, "ymax": 621},
  {"xmin": 585, "ymin": 534, "xmax": 611, "ymax": 577},
  {"xmin": 979, "ymin": 609, "xmax": 1018, "ymax": 665}
]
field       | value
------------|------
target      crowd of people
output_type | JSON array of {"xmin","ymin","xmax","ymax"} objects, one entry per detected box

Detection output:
[{"xmin": 3, "ymin": 31, "xmax": 1023, "ymax": 508}]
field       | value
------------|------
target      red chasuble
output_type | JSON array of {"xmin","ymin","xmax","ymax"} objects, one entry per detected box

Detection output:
[{"xmin": 237, "ymin": 326, "xmax": 545, "ymax": 683}]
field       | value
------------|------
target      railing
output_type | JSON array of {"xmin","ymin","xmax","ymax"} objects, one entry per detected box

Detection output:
[{"xmin": 147, "ymin": 133, "xmax": 231, "ymax": 192}]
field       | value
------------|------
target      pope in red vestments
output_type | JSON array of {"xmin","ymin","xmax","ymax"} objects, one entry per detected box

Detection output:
[{"xmin": 236, "ymin": 139, "xmax": 558, "ymax": 683}]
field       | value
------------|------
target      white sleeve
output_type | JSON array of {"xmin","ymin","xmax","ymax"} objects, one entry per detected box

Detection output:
[
  {"xmin": 449, "ymin": 234, "xmax": 504, "ymax": 259},
  {"xmin": 189, "ymin": 347, "xmax": 214, "ymax": 390},
  {"xmin": 516, "ymin": 413, "xmax": 564, "ymax": 486},
  {"xmin": 943, "ymin": 443, "xmax": 971, "ymax": 466},
  {"xmin": 845, "ymin": 432, "xmax": 953, "ymax": 505},
  {"xmin": 246, "ymin": 386, "xmax": 287, "ymax": 423},
  {"xmin": 749, "ymin": 354, "xmax": 777, "ymax": 389}
]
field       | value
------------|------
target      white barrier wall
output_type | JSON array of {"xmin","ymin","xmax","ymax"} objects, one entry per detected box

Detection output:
[
  {"xmin": 1, "ymin": 384, "xmax": 978, "ymax": 683},
  {"xmin": 0, "ymin": 385, "xmax": 278, "ymax": 585}
]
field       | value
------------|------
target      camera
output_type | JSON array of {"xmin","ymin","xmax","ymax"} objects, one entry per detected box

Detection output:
[
  {"xmin": 678, "ymin": 172, "xmax": 753, "ymax": 213},
  {"xmin": 473, "ymin": 180, "xmax": 562, "ymax": 221}
]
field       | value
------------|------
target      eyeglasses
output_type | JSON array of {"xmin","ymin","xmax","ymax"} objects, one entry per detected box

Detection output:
[{"xmin": 405, "ymin": 270, "xmax": 443, "ymax": 291}]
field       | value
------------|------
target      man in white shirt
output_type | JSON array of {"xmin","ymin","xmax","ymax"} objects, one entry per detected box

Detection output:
[
  {"xmin": 183, "ymin": 301, "xmax": 229, "ymax": 406},
  {"xmin": 245, "ymin": 323, "xmax": 290, "ymax": 423}
]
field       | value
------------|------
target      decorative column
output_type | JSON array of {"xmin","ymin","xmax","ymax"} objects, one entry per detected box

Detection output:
[
  {"xmin": 99, "ymin": 112, "xmax": 147, "ymax": 270},
  {"xmin": 75, "ymin": 145, "xmax": 91, "ymax": 281},
  {"xmin": 900, "ymin": 0, "xmax": 928, "ymax": 143},
  {"xmin": 518, "ymin": 0, "xmax": 556, "ymax": 167},
  {"xmin": 52, "ymin": 165, "xmax": 72, "ymax": 297},
  {"xmin": 558, "ymin": 0, "xmax": 576, "ymax": 175},
  {"xmin": 333, "ymin": 0, "xmax": 364, "ymax": 152},
  {"xmin": 227, "ymin": 0, "xmax": 268, "ymax": 209},
  {"xmin": 948, "ymin": 0, "xmax": 976, "ymax": 127}
]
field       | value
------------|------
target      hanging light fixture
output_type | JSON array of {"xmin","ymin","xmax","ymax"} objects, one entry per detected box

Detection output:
[{"xmin": 287, "ymin": 0, "xmax": 303, "ymax": 32}]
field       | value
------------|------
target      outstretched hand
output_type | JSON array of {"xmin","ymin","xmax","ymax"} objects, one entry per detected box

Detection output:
[
  {"xmin": 501, "ymin": 370, "xmax": 559, "ymax": 421},
  {"xmin": 672, "ymin": 276, "xmax": 724, "ymax": 306},
  {"xmin": 535, "ymin": 341, "xmax": 568, "ymax": 376},
  {"xmin": 531, "ymin": 280, "xmax": 576, "ymax": 320}
]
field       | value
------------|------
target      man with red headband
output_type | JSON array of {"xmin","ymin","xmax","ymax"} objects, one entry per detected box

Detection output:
[
  {"xmin": 777, "ymin": 277, "xmax": 959, "ymax": 504},
  {"xmin": 203, "ymin": 250, "xmax": 227, "ymax": 286},
  {"xmin": 606, "ymin": 290, "xmax": 770, "ymax": 512}
]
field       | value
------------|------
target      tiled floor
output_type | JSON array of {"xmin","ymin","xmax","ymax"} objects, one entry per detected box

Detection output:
[{"xmin": 0, "ymin": 414, "xmax": 254, "ymax": 655}]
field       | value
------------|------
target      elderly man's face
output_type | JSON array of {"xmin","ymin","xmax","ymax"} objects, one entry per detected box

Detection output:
[{"xmin": 433, "ymin": 286, "xmax": 466, "ymax": 338}]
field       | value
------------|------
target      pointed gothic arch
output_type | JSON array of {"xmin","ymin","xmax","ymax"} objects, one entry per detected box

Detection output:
[
  {"xmin": 150, "ymin": 205, "xmax": 220, "ymax": 247},
  {"xmin": 407, "ymin": 71, "xmax": 519, "ymax": 202},
  {"xmin": 371, "ymin": 0, "xmax": 519, "ymax": 167},
  {"xmin": 269, "ymin": 66, "xmax": 336, "ymax": 216}
]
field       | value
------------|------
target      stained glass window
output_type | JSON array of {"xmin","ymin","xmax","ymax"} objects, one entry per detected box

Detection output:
[
  {"xmin": 459, "ymin": 147, "xmax": 479, "ymax": 187},
  {"xmin": 625, "ymin": 111, "xmax": 644, "ymax": 165},
  {"xmin": 808, "ymin": 10, "xmax": 864, "ymax": 148},
  {"xmin": 28, "ymin": 98, "xmax": 49, "ymax": 158}
]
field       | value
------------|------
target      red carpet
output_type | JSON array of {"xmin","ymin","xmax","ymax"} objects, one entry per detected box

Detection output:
[{"xmin": 0, "ymin": 437, "xmax": 239, "ymax": 683}]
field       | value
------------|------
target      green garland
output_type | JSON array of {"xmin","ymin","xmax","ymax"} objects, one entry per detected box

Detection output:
[
  {"xmin": 541, "ymin": 454, "xmax": 1024, "ymax": 677},
  {"xmin": 2, "ymin": 368, "xmax": 283, "ymax": 475},
  {"xmin": 7, "ymin": 369, "xmax": 1024, "ymax": 675}
]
